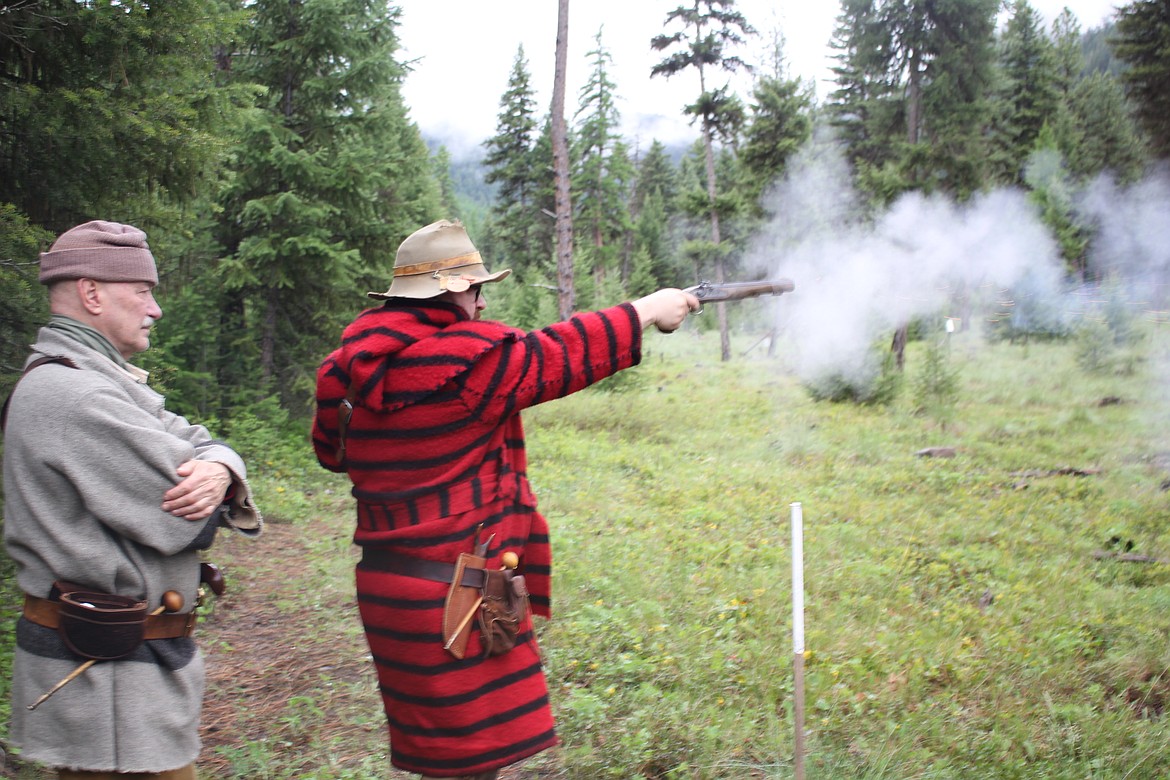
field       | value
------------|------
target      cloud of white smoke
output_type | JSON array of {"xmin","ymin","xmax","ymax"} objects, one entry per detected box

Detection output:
[
  {"xmin": 1074, "ymin": 167, "xmax": 1170, "ymax": 437},
  {"xmin": 1078, "ymin": 168, "xmax": 1170, "ymax": 302},
  {"xmin": 746, "ymin": 141, "xmax": 1068, "ymax": 386}
]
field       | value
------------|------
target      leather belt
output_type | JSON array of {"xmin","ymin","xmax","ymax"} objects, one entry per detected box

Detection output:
[
  {"xmin": 359, "ymin": 548, "xmax": 487, "ymax": 588},
  {"xmin": 22, "ymin": 594, "xmax": 197, "ymax": 639}
]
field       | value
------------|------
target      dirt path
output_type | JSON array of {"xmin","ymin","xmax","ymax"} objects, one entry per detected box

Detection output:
[{"xmin": 198, "ymin": 519, "xmax": 379, "ymax": 776}]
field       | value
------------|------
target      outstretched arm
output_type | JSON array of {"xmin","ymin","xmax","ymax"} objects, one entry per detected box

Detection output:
[{"xmin": 631, "ymin": 288, "xmax": 700, "ymax": 333}]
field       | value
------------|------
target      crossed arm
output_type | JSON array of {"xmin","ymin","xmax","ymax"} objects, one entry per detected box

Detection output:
[{"xmin": 161, "ymin": 459, "xmax": 233, "ymax": 521}]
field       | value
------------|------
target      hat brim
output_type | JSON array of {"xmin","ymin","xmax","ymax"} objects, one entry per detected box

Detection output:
[{"xmin": 368, "ymin": 266, "xmax": 511, "ymax": 300}]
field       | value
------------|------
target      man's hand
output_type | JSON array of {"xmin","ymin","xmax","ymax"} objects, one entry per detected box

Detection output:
[
  {"xmin": 162, "ymin": 460, "xmax": 232, "ymax": 521},
  {"xmin": 632, "ymin": 288, "xmax": 700, "ymax": 333}
]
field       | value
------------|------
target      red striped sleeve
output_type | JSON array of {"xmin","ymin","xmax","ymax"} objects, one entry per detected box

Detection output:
[{"xmin": 459, "ymin": 303, "xmax": 642, "ymax": 417}]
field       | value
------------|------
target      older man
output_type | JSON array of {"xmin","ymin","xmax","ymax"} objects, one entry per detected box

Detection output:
[
  {"xmin": 313, "ymin": 219, "xmax": 696, "ymax": 779},
  {"xmin": 2, "ymin": 220, "xmax": 262, "ymax": 779}
]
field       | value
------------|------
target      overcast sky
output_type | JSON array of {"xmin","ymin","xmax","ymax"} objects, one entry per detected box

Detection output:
[{"xmin": 393, "ymin": 0, "xmax": 1124, "ymax": 159}]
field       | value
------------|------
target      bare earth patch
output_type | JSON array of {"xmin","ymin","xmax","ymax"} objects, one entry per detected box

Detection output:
[{"xmin": 198, "ymin": 519, "xmax": 380, "ymax": 775}]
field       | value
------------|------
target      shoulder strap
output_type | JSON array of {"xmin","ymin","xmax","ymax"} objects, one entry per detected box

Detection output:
[
  {"xmin": 335, "ymin": 382, "xmax": 359, "ymax": 467},
  {"xmin": 1, "ymin": 356, "xmax": 78, "ymax": 433}
]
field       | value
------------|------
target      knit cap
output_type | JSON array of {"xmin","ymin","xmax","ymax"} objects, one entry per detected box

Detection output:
[{"xmin": 39, "ymin": 220, "xmax": 158, "ymax": 285}]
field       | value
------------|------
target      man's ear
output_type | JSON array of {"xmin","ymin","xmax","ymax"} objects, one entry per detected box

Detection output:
[{"xmin": 77, "ymin": 278, "xmax": 103, "ymax": 315}]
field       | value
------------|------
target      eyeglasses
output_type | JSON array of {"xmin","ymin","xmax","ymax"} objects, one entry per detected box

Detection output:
[{"xmin": 471, "ymin": 284, "xmax": 483, "ymax": 303}]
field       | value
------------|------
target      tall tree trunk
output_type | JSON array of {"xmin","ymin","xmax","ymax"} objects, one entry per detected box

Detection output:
[
  {"xmin": 261, "ymin": 286, "xmax": 279, "ymax": 385},
  {"xmin": 891, "ymin": 47, "xmax": 923, "ymax": 372},
  {"xmin": 593, "ymin": 202, "xmax": 604, "ymax": 290},
  {"xmin": 906, "ymin": 47, "xmax": 922, "ymax": 146},
  {"xmin": 217, "ymin": 288, "xmax": 247, "ymax": 416},
  {"xmin": 891, "ymin": 325, "xmax": 907, "ymax": 372},
  {"xmin": 552, "ymin": 0, "xmax": 574, "ymax": 320},
  {"xmin": 697, "ymin": 59, "xmax": 730, "ymax": 362},
  {"xmin": 703, "ymin": 125, "xmax": 730, "ymax": 362}
]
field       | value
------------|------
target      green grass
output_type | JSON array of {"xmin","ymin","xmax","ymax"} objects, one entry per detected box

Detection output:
[
  {"xmin": 6, "ymin": 326, "xmax": 1170, "ymax": 778},
  {"xmin": 528, "ymin": 329, "xmax": 1170, "ymax": 779}
]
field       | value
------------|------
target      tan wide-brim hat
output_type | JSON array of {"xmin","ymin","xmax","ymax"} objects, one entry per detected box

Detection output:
[{"xmin": 368, "ymin": 219, "xmax": 511, "ymax": 300}]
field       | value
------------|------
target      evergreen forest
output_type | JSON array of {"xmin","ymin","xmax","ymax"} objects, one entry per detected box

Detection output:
[{"xmin": 1, "ymin": 0, "xmax": 1167, "ymax": 421}]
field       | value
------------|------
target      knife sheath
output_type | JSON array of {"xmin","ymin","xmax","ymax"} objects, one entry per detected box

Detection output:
[{"xmin": 442, "ymin": 552, "xmax": 485, "ymax": 659}]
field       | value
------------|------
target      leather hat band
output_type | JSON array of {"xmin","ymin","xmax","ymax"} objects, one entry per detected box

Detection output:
[{"xmin": 394, "ymin": 252, "xmax": 483, "ymax": 277}]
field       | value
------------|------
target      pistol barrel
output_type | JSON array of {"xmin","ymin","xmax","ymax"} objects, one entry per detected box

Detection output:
[{"xmin": 685, "ymin": 279, "xmax": 795, "ymax": 302}]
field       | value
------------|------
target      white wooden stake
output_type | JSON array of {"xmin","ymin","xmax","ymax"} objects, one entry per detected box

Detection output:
[{"xmin": 791, "ymin": 501, "xmax": 806, "ymax": 780}]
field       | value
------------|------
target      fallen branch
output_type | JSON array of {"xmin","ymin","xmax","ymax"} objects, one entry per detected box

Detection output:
[
  {"xmin": 1010, "ymin": 466, "xmax": 1101, "ymax": 478},
  {"xmin": 915, "ymin": 447, "xmax": 957, "ymax": 458},
  {"xmin": 1092, "ymin": 550, "xmax": 1170, "ymax": 565}
]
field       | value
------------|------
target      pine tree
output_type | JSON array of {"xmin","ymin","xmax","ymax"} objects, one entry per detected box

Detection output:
[
  {"xmin": 1024, "ymin": 126, "xmax": 1088, "ymax": 275},
  {"xmin": 651, "ymin": 0, "xmax": 756, "ymax": 361},
  {"xmin": 828, "ymin": 0, "xmax": 998, "ymax": 203},
  {"xmin": 1051, "ymin": 8, "xmax": 1085, "ymax": 92},
  {"xmin": 828, "ymin": 0, "xmax": 996, "ymax": 369},
  {"xmin": 0, "ymin": 208, "xmax": 50, "ymax": 389},
  {"xmin": 432, "ymin": 145, "xmax": 460, "ymax": 218},
  {"xmin": 631, "ymin": 141, "xmax": 682, "ymax": 288},
  {"xmin": 482, "ymin": 46, "xmax": 547, "ymax": 282},
  {"xmin": 0, "ymin": 0, "xmax": 249, "ymax": 408},
  {"xmin": 1068, "ymin": 73, "xmax": 1147, "ymax": 182},
  {"xmin": 827, "ymin": 0, "xmax": 900, "ymax": 173},
  {"xmin": 993, "ymin": 0, "xmax": 1062, "ymax": 184},
  {"xmin": 0, "ymin": 0, "xmax": 246, "ymax": 232},
  {"xmin": 740, "ymin": 32, "xmax": 814, "ymax": 209},
  {"xmin": 896, "ymin": 0, "xmax": 998, "ymax": 199},
  {"xmin": 1043, "ymin": 9, "xmax": 1089, "ymax": 172},
  {"xmin": 633, "ymin": 140, "xmax": 680, "ymax": 218},
  {"xmin": 1010, "ymin": 9, "xmax": 1147, "ymax": 185},
  {"xmin": 632, "ymin": 189, "xmax": 679, "ymax": 290},
  {"xmin": 1112, "ymin": 0, "xmax": 1170, "ymax": 158},
  {"xmin": 573, "ymin": 29, "xmax": 635, "ymax": 292},
  {"xmin": 216, "ymin": 0, "xmax": 440, "ymax": 408}
]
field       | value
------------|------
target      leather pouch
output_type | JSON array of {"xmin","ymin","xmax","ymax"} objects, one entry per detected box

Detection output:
[
  {"xmin": 479, "ymin": 569, "xmax": 529, "ymax": 657},
  {"xmin": 442, "ymin": 552, "xmax": 485, "ymax": 659},
  {"xmin": 57, "ymin": 589, "xmax": 148, "ymax": 661}
]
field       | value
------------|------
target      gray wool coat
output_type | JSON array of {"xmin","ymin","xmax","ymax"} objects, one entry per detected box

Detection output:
[{"xmin": 2, "ymin": 327, "xmax": 262, "ymax": 773}]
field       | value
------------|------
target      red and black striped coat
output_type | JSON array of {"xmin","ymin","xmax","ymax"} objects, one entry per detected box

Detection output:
[{"xmin": 312, "ymin": 298, "xmax": 642, "ymax": 777}]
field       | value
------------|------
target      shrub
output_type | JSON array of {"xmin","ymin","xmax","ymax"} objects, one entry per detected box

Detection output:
[
  {"xmin": 803, "ymin": 344, "xmax": 903, "ymax": 405},
  {"xmin": 912, "ymin": 337, "xmax": 960, "ymax": 425},
  {"xmin": 1074, "ymin": 319, "xmax": 1116, "ymax": 374}
]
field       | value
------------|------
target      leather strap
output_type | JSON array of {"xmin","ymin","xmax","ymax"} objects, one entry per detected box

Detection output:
[
  {"xmin": 335, "ymin": 368, "xmax": 360, "ymax": 466},
  {"xmin": 22, "ymin": 594, "xmax": 197, "ymax": 639},
  {"xmin": 393, "ymin": 251, "xmax": 482, "ymax": 277},
  {"xmin": 336, "ymin": 396, "xmax": 355, "ymax": 465},
  {"xmin": 1, "ymin": 355, "xmax": 78, "ymax": 433},
  {"xmin": 58, "ymin": 764, "xmax": 196, "ymax": 780},
  {"xmin": 359, "ymin": 547, "xmax": 487, "ymax": 589}
]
